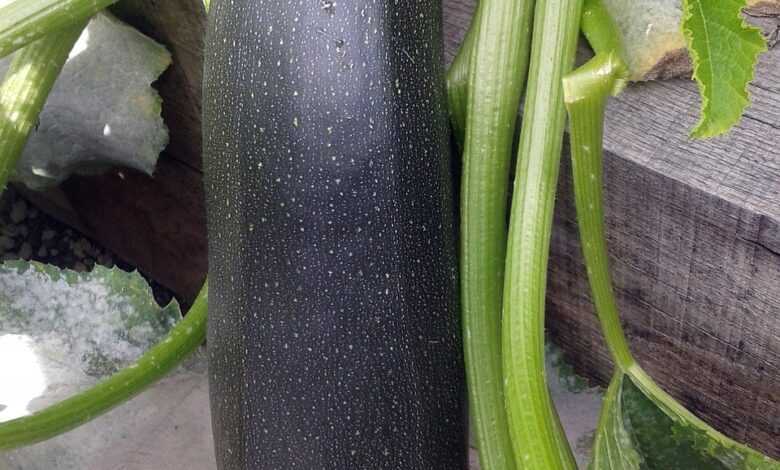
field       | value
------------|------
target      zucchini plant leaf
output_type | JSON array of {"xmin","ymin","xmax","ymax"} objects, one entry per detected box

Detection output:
[
  {"xmin": 0, "ymin": 261, "xmax": 181, "ymax": 423},
  {"xmin": 0, "ymin": 12, "xmax": 170, "ymax": 189},
  {"xmin": 590, "ymin": 368, "xmax": 780, "ymax": 470},
  {"xmin": 682, "ymin": 0, "xmax": 767, "ymax": 138}
]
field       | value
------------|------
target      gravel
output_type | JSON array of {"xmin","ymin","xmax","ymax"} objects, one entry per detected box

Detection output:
[{"xmin": 0, "ymin": 186, "xmax": 175, "ymax": 307}]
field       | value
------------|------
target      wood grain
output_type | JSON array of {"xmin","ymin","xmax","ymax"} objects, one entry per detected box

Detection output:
[{"xmin": 23, "ymin": 0, "xmax": 779, "ymax": 457}]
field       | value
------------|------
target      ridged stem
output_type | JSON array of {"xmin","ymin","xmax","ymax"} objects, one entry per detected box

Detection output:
[
  {"xmin": 445, "ymin": 6, "xmax": 477, "ymax": 148},
  {"xmin": 0, "ymin": 0, "xmax": 116, "ymax": 59},
  {"xmin": 563, "ymin": 50, "xmax": 631, "ymax": 370},
  {"xmin": 501, "ymin": 0, "xmax": 582, "ymax": 467},
  {"xmin": 459, "ymin": 0, "xmax": 535, "ymax": 467},
  {"xmin": 0, "ymin": 23, "xmax": 86, "ymax": 192}
]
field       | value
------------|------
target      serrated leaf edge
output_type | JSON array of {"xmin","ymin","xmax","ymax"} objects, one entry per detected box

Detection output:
[{"xmin": 682, "ymin": 0, "xmax": 768, "ymax": 138}]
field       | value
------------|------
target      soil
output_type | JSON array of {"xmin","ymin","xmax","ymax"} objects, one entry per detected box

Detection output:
[{"xmin": 0, "ymin": 186, "xmax": 176, "ymax": 307}]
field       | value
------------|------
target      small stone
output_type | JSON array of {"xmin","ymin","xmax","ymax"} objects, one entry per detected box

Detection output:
[
  {"xmin": 83, "ymin": 240, "xmax": 97, "ymax": 257},
  {"xmin": 0, "ymin": 236, "xmax": 14, "ymax": 251},
  {"xmin": 41, "ymin": 229, "xmax": 56, "ymax": 241},
  {"xmin": 10, "ymin": 200, "xmax": 27, "ymax": 224},
  {"xmin": 72, "ymin": 239, "xmax": 86, "ymax": 259},
  {"xmin": 37, "ymin": 246, "xmax": 48, "ymax": 258},
  {"xmin": 18, "ymin": 242, "xmax": 32, "ymax": 260},
  {"xmin": 73, "ymin": 262, "xmax": 88, "ymax": 272},
  {"xmin": 50, "ymin": 249, "xmax": 59, "ymax": 256},
  {"xmin": 97, "ymin": 254, "xmax": 114, "ymax": 267}
]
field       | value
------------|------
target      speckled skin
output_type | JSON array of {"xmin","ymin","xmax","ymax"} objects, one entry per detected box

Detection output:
[{"xmin": 202, "ymin": 1, "xmax": 465, "ymax": 468}]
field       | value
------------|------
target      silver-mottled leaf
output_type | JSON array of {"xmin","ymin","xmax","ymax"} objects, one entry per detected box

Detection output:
[
  {"xmin": 0, "ymin": 261, "xmax": 180, "ymax": 423},
  {"xmin": 590, "ymin": 368, "xmax": 780, "ymax": 469},
  {"xmin": 0, "ymin": 13, "xmax": 170, "ymax": 189}
]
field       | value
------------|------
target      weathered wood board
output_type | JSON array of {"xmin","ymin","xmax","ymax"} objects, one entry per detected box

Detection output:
[{"xmin": 22, "ymin": 0, "xmax": 780, "ymax": 458}]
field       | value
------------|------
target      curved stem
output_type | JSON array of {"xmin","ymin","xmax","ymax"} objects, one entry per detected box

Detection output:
[
  {"xmin": 566, "ymin": 4, "xmax": 779, "ymax": 466},
  {"xmin": 580, "ymin": 0, "xmax": 626, "ymax": 61},
  {"xmin": 0, "ymin": 0, "xmax": 117, "ymax": 59},
  {"xmin": 0, "ymin": 22, "xmax": 86, "ymax": 191},
  {"xmin": 0, "ymin": 281, "xmax": 208, "ymax": 450},
  {"xmin": 501, "ymin": 0, "xmax": 582, "ymax": 467},
  {"xmin": 563, "ymin": 51, "xmax": 631, "ymax": 370},
  {"xmin": 459, "ymin": 0, "xmax": 535, "ymax": 467}
]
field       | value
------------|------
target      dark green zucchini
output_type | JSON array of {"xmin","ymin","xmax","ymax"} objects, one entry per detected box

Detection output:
[{"xmin": 202, "ymin": 1, "xmax": 465, "ymax": 468}]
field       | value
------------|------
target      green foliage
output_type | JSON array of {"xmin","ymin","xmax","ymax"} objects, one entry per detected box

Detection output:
[
  {"xmin": 0, "ymin": 261, "xmax": 180, "ymax": 349},
  {"xmin": 0, "ymin": 13, "xmax": 171, "ymax": 189},
  {"xmin": 501, "ymin": 0, "xmax": 583, "ymax": 467},
  {"xmin": 590, "ymin": 370, "xmax": 779, "ymax": 470},
  {"xmin": 682, "ymin": 0, "xmax": 767, "ymax": 137}
]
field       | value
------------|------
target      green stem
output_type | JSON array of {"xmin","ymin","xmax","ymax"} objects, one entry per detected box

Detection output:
[
  {"xmin": 563, "ymin": 44, "xmax": 771, "ymax": 455},
  {"xmin": 0, "ymin": 23, "xmax": 86, "ymax": 191},
  {"xmin": 567, "ymin": 4, "xmax": 779, "ymax": 465},
  {"xmin": 445, "ymin": 7, "xmax": 477, "ymax": 148},
  {"xmin": 0, "ymin": 281, "xmax": 209, "ymax": 450},
  {"xmin": 0, "ymin": 0, "xmax": 117, "ymax": 59},
  {"xmin": 580, "ymin": 0, "xmax": 626, "ymax": 60},
  {"xmin": 459, "ymin": 0, "xmax": 535, "ymax": 467},
  {"xmin": 501, "ymin": 0, "xmax": 582, "ymax": 467},
  {"xmin": 563, "ymin": 51, "xmax": 631, "ymax": 370}
]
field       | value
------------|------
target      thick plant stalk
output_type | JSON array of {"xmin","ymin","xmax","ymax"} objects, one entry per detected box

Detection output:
[
  {"xmin": 0, "ymin": 23, "xmax": 85, "ymax": 190},
  {"xmin": 0, "ymin": 0, "xmax": 116, "ymax": 59},
  {"xmin": 0, "ymin": 282, "xmax": 208, "ymax": 450},
  {"xmin": 459, "ymin": 0, "xmax": 535, "ymax": 467},
  {"xmin": 501, "ymin": 0, "xmax": 582, "ymax": 467}
]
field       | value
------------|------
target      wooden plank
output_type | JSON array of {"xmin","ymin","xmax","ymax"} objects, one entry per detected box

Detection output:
[
  {"xmin": 22, "ymin": 0, "xmax": 780, "ymax": 458},
  {"xmin": 58, "ymin": 159, "xmax": 208, "ymax": 302}
]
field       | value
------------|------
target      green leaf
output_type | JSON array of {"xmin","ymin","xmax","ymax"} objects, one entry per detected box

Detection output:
[
  {"xmin": 590, "ymin": 367, "xmax": 780, "ymax": 470},
  {"xmin": 682, "ymin": 0, "xmax": 767, "ymax": 138},
  {"xmin": 0, "ymin": 261, "xmax": 182, "ymax": 417},
  {"xmin": 0, "ymin": 261, "xmax": 208, "ymax": 450}
]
